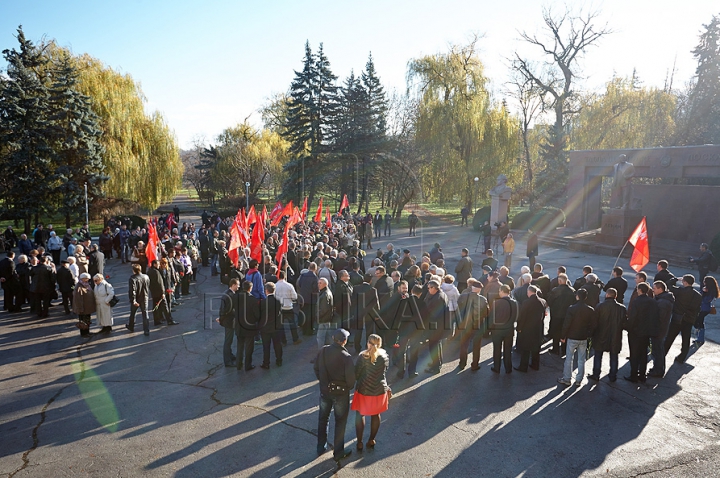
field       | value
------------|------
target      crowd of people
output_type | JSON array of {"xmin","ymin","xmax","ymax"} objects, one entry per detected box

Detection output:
[{"xmin": 1, "ymin": 203, "xmax": 717, "ymax": 468}]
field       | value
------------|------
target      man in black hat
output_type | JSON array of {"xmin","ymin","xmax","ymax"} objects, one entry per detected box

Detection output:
[{"xmin": 314, "ymin": 328, "xmax": 355, "ymax": 465}]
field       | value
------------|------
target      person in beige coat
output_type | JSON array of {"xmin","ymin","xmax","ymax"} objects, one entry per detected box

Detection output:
[
  {"xmin": 93, "ymin": 273, "xmax": 115, "ymax": 333},
  {"xmin": 73, "ymin": 273, "xmax": 96, "ymax": 337},
  {"xmin": 74, "ymin": 245, "xmax": 89, "ymax": 275}
]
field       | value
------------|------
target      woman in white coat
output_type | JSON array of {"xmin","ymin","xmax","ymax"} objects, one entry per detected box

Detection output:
[{"xmin": 93, "ymin": 273, "xmax": 115, "ymax": 333}]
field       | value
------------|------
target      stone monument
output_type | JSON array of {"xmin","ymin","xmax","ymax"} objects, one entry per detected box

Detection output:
[
  {"xmin": 489, "ymin": 174, "xmax": 512, "ymax": 229},
  {"xmin": 610, "ymin": 154, "xmax": 636, "ymax": 209}
]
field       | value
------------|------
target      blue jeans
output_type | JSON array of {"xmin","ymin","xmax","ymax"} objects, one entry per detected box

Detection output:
[
  {"xmin": 211, "ymin": 254, "xmax": 219, "ymax": 275},
  {"xmin": 650, "ymin": 336, "xmax": 666, "ymax": 374},
  {"xmin": 592, "ymin": 350, "xmax": 618, "ymax": 379},
  {"xmin": 317, "ymin": 392, "xmax": 350, "ymax": 458},
  {"xmin": 282, "ymin": 309, "xmax": 299, "ymax": 343},
  {"xmin": 222, "ymin": 326, "xmax": 235, "ymax": 365},
  {"xmin": 563, "ymin": 338, "xmax": 587, "ymax": 382},
  {"xmin": 317, "ymin": 322, "xmax": 333, "ymax": 350},
  {"xmin": 128, "ymin": 302, "xmax": 149, "ymax": 334}
]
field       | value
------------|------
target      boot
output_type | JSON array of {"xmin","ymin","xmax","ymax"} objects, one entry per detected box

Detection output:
[{"xmin": 697, "ymin": 328, "xmax": 705, "ymax": 344}]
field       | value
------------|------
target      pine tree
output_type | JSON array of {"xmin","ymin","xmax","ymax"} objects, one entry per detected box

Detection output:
[
  {"xmin": 47, "ymin": 56, "xmax": 108, "ymax": 228},
  {"xmin": 361, "ymin": 53, "xmax": 388, "ymax": 143},
  {"xmin": 0, "ymin": 27, "xmax": 57, "ymax": 232},
  {"xmin": 679, "ymin": 15, "xmax": 720, "ymax": 145}
]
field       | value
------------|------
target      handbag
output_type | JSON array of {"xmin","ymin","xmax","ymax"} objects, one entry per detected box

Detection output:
[
  {"xmin": 711, "ymin": 300, "xmax": 716, "ymax": 315},
  {"xmin": 75, "ymin": 321, "xmax": 89, "ymax": 330},
  {"xmin": 105, "ymin": 284, "xmax": 119, "ymax": 307}
]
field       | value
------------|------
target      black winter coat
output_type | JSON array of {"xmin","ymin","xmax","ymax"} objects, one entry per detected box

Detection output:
[
  {"xmin": 626, "ymin": 294, "xmax": 659, "ymax": 338},
  {"xmin": 57, "ymin": 266, "xmax": 75, "ymax": 294},
  {"xmin": 516, "ymin": 294, "xmax": 547, "ymax": 352},
  {"xmin": 548, "ymin": 284, "xmax": 576, "ymax": 336},
  {"xmin": 592, "ymin": 297, "xmax": 626, "ymax": 353},
  {"xmin": 670, "ymin": 285, "xmax": 702, "ymax": 325},
  {"xmin": 562, "ymin": 301, "xmax": 596, "ymax": 340},
  {"xmin": 260, "ymin": 295, "xmax": 282, "ymax": 334},
  {"xmin": 424, "ymin": 289, "xmax": 450, "ymax": 340},
  {"xmin": 654, "ymin": 291, "xmax": 675, "ymax": 338},
  {"xmin": 605, "ymin": 276, "xmax": 629, "ymax": 303}
]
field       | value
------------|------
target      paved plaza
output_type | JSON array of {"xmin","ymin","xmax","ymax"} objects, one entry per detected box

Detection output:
[{"xmin": 1, "ymin": 211, "xmax": 719, "ymax": 477}]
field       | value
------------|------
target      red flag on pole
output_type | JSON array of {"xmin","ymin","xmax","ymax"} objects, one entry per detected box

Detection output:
[
  {"xmin": 325, "ymin": 207, "xmax": 331, "ymax": 228},
  {"xmin": 146, "ymin": 223, "xmax": 159, "ymax": 264},
  {"xmin": 314, "ymin": 198, "xmax": 323, "ymax": 223},
  {"xmin": 260, "ymin": 204, "xmax": 268, "ymax": 227},
  {"xmin": 227, "ymin": 210, "xmax": 243, "ymax": 267},
  {"xmin": 275, "ymin": 227, "xmax": 289, "ymax": 277},
  {"xmin": 287, "ymin": 207, "xmax": 302, "ymax": 230},
  {"xmin": 301, "ymin": 197, "xmax": 308, "ymax": 220},
  {"xmin": 628, "ymin": 217, "xmax": 650, "ymax": 272},
  {"xmin": 269, "ymin": 201, "xmax": 283, "ymax": 221},
  {"xmin": 250, "ymin": 222, "xmax": 264, "ymax": 263},
  {"xmin": 247, "ymin": 205, "xmax": 257, "ymax": 226},
  {"xmin": 339, "ymin": 194, "xmax": 349, "ymax": 214}
]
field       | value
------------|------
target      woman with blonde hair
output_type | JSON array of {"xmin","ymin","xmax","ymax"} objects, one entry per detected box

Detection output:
[{"xmin": 352, "ymin": 333, "xmax": 391, "ymax": 451}]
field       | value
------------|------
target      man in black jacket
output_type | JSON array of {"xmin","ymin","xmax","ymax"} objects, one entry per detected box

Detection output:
[
  {"xmin": 689, "ymin": 243, "xmax": 713, "ymax": 282},
  {"xmin": 351, "ymin": 274, "xmax": 380, "ymax": 354},
  {"xmin": 515, "ymin": 285, "xmax": 547, "ymax": 372},
  {"xmin": 260, "ymin": 282, "xmax": 283, "ymax": 369},
  {"xmin": 198, "ymin": 229, "xmax": 210, "ymax": 267},
  {"xmin": 457, "ymin": 279, "xmax": 488, "ymax": 371},
  {"xmin": 653, "ymin": 260, "xmax": 677, "ymax": 288},
  {"xmin": 625, "ymin": 282, "xmax": 659, "ymax": 383},
  {"xmin": 127, "ymin": 264, "xmax": 151, "ymax": 335},
  {"xmin": 664, "ymin": 274, "xmax": 702, "ymax": 364},
  {"xmin": 649, "ymin": 281, "xmax": 675, "ymax": 377},
  {"xmin": 559, "ymin": 288, "xmax": 596, "ymax": 386},
  {"xmin": 581, "ymin": 273, "xmax": 603, "ymax": 308},
  {"xmin": 147, "ymin": 260, "xmax": 177, "ymax": 326},
  {"xmin": 0, "ymin": 252, "xmax": 20, "ymax": 312},
  {"xmin": 605, "ymin": 267, "xmax": 629, "ymax": 304},
  {"xmin": 236, "ymin": 281, "xmax": 261, "ymax": 371},
  {"xmin": 315, "ymin": 278, "xmax": 335, "ymax": 351},
  {"xmin": 424, "ymin": 280, "xmax": 450, "ymax": 374},
  {"xmin": 394, "ymin": 282, "xmax": 427, "ymax": 378},
  {"xmin": 334, "ymin": 270, "xmax": 353, "ymax": 331},
  {"xmin": 56, "ymin": 260, "xmax": 76, "ymax": 315},
  {"xmin": 216, "ymin": 278, "xmax": 239, "ymax": 367},
  {"xmin": 32, "ymin": 256, "xmax": 56, "ymax": 318},
  {"xmin": 547, "ymin": 273, "xmax": 575, "ymax": 356},
  {"xmin": 588, "ymin": 288, "xmax": 626, "ymax": 382},
  {"xmin": 489, "ymin": 285, "xmax": 517, "ymax": 374},
  {"xmin": 313, "ymin": 328, "xmax": 354, "ymax": 464}
]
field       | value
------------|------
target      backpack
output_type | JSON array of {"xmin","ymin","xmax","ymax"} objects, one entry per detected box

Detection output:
[{"xmin": 709, "ymin": 252, "xmax": 718, "ymax": 272}]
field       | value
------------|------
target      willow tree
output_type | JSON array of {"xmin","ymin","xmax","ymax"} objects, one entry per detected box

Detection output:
[
  {"xmin": 570, "ymin": 75, "xmax": 677, "ymax": 150},
  {"xmin": 408, "ymin": 38, "xmax": 520, "ymax": 206},
  {"xmin": 70, "ymin": 52, "xmax": 182, "ymax": 210}
]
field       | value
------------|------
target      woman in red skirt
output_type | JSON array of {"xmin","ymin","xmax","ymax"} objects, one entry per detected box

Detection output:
[{"xmin": 352, "ymin": 333, "xmax": 392, "ymax": 451}]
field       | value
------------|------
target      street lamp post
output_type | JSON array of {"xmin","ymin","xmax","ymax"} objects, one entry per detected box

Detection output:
[
  {"xmin": 245, "ymin": 182, "xmax": 250, "ymax": 211},
  {"xmin": 473, "ymin": 177, "xmax": 479, "ymax": 213}
]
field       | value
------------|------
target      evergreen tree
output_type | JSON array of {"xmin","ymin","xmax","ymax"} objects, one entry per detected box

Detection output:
[
  {"xmin": 361, "ymin": 53, "xmax": 388, "ymax": 143},
  {"xmin": 0, "ymin": 27, "xmax": 57, "ymax": 232},
  {"xmin": 678, "ymin": 15, "xmax": 720, "ymax": 145},
  {"xmin": 47, "ymin": 57, "xmax": 107, "ymax": 227},
  {"xmin": 281, "ymin": 42, "xmax": 338, "ymax": 205}
]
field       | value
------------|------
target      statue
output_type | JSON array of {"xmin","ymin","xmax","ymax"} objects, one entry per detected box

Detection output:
[
  {"xmin": 489, "ymin": 174, "xmax": 512, "ymax": 197},
  {"xmin": 611, "ymin": 154, "xmax": 635, "ymax": 209},
  {"xmin": 489, "ymin": 174, "xmax": 512, "ymax": 231}
]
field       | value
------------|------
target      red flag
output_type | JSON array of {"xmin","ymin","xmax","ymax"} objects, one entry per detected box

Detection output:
[
  {"xmin": 628, "ymin": 217, "xmax": 650, "ymax": 272},
  {"xmin": 339, "ymin": 194, "xmax": 349, "ymax": 214},
  {"xmin": 301, "ymin": 197, "xmax": 308, "ymax": 220},
  {"xmin": 146, "ymin": 223, "xmax": 158, "ymax": 264},
  {"xmin": 275, "ymin": 227, "xmax": 289, "ymax": 277},
  {"xmin": 260, "ymin": 204, "xmax": 268, "ymax": 227},
  {"xmin": 273, "ymin": 200, "xmax": 294, "ymax": 226},
  {"xmin": 314, "ymin": 198, "xmax": 323, "ymax": 223},
  {"xmin": 227, "ymin": 210, "xmax": 243, "ymax": 267},
  {"xmin": 287, "ymin": 207, "xmax": 302, "ymax": 230},
  {"xmin": 247, "ymin": 205, "xmax": 257, "ymax": 226},
  {"xmin": 325, "ymin": 207, "xmax": 331, "ymax": 228},
  {"xmin": 269, "ymin": 201, "xmax": 283, "ymax": 221},
  {"xmin": 250, "ymin": 222, "xmax": 264, "ymax": 263},
  {"xmin": 238, "ymin": 208, "xmax": 249, "ymax": 245}
]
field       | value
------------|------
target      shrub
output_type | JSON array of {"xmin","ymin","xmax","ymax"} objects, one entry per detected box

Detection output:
[
  {"xmin": 472, "ymin": 206, "xmax": 492, "ymax": 231},
  {"xmin": 120, "ymin": 215, "xmax": 146, "ymax": 230},
  {"xmin": 511, "ymin": 207, "xmax": 566, "ymax": 233}
]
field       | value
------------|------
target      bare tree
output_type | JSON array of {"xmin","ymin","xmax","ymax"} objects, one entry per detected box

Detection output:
[
  {"xmin": 506, "ymin": 71, "xmax": 543, "ymax": 206},
  {"xmin": 513, "ymin": 6, "xmax": 611, "ymax": 206}
]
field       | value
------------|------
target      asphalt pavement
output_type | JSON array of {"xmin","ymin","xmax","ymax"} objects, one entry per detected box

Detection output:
[{"xmin": 1, "ymin": 209, "xmax": 719, "ymax": 478}]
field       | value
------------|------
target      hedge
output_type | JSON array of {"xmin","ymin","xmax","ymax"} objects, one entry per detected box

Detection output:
[
  {"xmin": 472, "ymin": 206, "xmax": 492, "ymax": 231},
  {"xmin": 511, "ymin": 207, "xmax": 566, "ymax": 232}
]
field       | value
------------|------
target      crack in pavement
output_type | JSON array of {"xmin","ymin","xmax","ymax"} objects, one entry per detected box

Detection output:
[{"xmin": 7, "ymin": 333, "xmax": 96, "ymax": 477}]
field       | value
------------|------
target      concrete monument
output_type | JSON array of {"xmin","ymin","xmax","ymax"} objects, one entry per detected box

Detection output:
[{"xmin": 489, "ymin": 174, "xmax": 512, "ymax": 229}]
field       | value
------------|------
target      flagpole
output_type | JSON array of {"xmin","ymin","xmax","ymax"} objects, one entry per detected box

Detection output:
[{"xmin": 612, "ymin": 240, "xmax": 630, "ymax": 278}]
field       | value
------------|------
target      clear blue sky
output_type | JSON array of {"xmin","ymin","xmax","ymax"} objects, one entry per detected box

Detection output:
[{"xmin": 2, "ymin": 1, "xmax": 718, "ymax": 149}]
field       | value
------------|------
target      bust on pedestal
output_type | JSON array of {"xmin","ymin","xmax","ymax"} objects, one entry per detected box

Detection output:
[
  {"xmin": 599, "ymin": 155, "xmax": 643, "ymax": 246},
  {"xmin": 489, "ymin": 174, "xmax": 512, "ymax": 229}
]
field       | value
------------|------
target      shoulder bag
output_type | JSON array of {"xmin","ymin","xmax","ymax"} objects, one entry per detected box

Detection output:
[{"xmin": 106, "ymin": 283, "xmax": 119, "ymax": 307}]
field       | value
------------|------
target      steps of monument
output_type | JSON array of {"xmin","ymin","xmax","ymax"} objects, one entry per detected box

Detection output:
[{"xmin": 535, "ymin": 228, "xmax": 698, "ymax": 271}]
